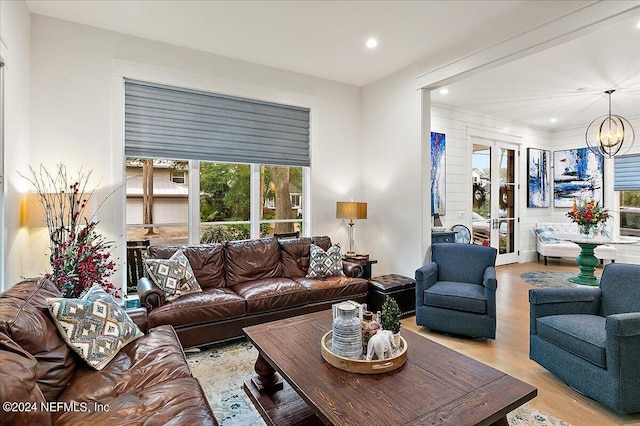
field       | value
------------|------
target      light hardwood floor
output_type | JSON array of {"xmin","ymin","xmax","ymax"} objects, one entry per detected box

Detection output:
[{"xmin": 402, "ymin": 260, "xmax": 640, "ymax": 426}]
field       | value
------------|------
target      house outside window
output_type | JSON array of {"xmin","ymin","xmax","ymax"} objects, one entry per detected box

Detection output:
[
  {"xmin": 126, "ymin": 158, "xmax": 305, "ymax": 247},
  {"xmin": 619, "ymin": 191, "xmax": 640, "ymax": 237}
]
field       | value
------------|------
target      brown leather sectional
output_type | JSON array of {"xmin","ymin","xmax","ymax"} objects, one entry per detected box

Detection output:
[
  {"xmin": 138, "ymin": 236, "xmax": 369, "ymax": 348},
  {"xmin": 0, "ymin": 278, "xmax": 218, "ymax": 425}
]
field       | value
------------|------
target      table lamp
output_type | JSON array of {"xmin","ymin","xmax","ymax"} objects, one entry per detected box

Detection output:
[{"xmin": 336, "ymin": 201, "xmax": 367, "ymax": 256}]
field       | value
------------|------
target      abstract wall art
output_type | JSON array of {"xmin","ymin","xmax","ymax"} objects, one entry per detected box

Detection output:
[
  {"xmin": 527, "ymin": 148, "xmax": 551, "ymax": 208},
  {"xmin": 553, "ymin": 147, "xmax": 604, "ymax": 207},
  {"xmin": 431, "ymin": 132, "xmax": 446, "ymax": 215}
]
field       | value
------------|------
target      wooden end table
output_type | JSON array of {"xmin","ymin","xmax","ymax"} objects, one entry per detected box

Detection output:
[{"xmin": 243, "ymin": 310, "xmax": 536, "ymax": 426}]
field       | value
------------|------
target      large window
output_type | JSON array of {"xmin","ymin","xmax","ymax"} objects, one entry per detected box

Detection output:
[
  {"xmin": 614, "ymin": 154, "xmax": 640, "ymax": 237},
  {"xmin": 126, "ymin": 158, "xmax": 305, "ymax": 247},
  {"xmin": 619, "ymin": 191, "xmax": 640, "ymax": 237}
]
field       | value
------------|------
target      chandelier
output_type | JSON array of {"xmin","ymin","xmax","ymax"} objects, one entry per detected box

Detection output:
[{"xmin": 585, "ymin": 89, "xmax": 635, "ymax": 158}]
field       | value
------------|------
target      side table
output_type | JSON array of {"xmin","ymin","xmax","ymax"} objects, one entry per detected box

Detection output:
[
  {"xmin": 432, "ymin": 231, "xmax": 457, "ymax": 244},
  {"xmin": 367, "ymin": 274, "xmax": 416, "ymax": 318}
]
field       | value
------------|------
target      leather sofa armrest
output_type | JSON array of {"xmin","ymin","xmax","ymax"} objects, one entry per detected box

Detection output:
[
  {"xmin": 125, "ymin": 307, "xmax": 149, "ymax": 334},
  {"xmin": 137, "ymin": 276, "xmax": 166, "ymax": 310},
  {"xmin": 342, "ymin": 261, "xmax": 363, "ymax": 278}
]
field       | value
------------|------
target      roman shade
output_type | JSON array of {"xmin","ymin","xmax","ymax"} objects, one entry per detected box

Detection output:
[
  {"xmin": 614, "ymin": 154, "xmax": 640, "ymax": 191},
  {"xmin": 124, "ymin": 79, "xmax": 310, "ymax": 167}
]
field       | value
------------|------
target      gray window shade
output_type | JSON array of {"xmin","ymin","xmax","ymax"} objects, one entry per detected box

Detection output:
[
  {"xmin": 614, "ymin": 154, "xmax": 640, "ymax": 191},
  {"xmin": 124, "ymin": 79, "xmax": 310, "ymax": 166}
]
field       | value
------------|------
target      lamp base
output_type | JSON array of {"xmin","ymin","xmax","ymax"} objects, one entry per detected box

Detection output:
[{"xmin": 344, "ymin": 251, "xmax": 357, "ymax": 258}]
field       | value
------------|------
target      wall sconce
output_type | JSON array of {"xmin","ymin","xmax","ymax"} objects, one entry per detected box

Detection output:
[{"xmin": 336, "ymin": 201, "xmax": 367, "ymax": 256}]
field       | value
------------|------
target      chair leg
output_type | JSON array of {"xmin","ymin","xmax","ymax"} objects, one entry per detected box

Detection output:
[{"xmin": 544, "ymin": 256, "xmax": 548, "ymax": 266}]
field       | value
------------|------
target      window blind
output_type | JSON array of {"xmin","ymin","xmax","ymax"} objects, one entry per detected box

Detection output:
[
  {"xmin": 124, "ymin": 79, "xmax": 310, "ymax": 167},
  {"xmin": 614, "ymin": 154, "xmax": 640, "ymax": 191}
]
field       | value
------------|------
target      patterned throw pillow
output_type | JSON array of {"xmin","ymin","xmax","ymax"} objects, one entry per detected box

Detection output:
[
  {"xmin": 533, "ymin": 227, "xmax": 559, "ymax": 244},
  {"xmin": 306, "ymin": 244, "xmax": 346, "ymax": 278},
  {"xmin": 144, "ymin": 250, "xmax": 202, "ymax": 301},
  {"xmin": 47, "ymin": 286, "xmax": 144, "ymax": 370}
]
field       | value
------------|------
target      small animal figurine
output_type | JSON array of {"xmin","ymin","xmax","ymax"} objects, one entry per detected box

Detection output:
[{"xmin": 366, "ymin": 329, "xmax": 396, "ymax": 361}]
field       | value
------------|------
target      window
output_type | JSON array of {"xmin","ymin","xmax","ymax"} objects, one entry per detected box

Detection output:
[
  {"xmin": 126, "ymin": 158, "xmax": 306, "ymax": 247},
  {"xmin": 619, "ymin": 192, "xmax": 640, "ymax": 237},
  {"xmin": 614, "ymin": 154, "xmax": 640, "ymax": 237},
  {"xmin": 170, "ymin": 170, "xmax": 186, "ymax": 184}
]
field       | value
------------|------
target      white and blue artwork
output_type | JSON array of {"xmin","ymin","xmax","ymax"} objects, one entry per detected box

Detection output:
[
  {"xmin": 527, "ymin": 148, "xmax": 550, "ymax": 208},
  {"xmin": 431, "ymin": 132, "xmax": 446, "ymax": 215},
  {"xmin": 553, "ymin": 147, "xmax": 604, "ymax": 207}
]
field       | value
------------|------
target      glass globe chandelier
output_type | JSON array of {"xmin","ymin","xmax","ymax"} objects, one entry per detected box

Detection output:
[{"xmin": 585, "ymin": 89, "xmax": 635, "ymax": 158}]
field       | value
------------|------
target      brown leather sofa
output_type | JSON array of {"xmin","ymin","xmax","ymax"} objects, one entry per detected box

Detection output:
[
  {"xmin": 138, "ymin": 236, "xmax": 368, "ymax": 348},
  {"xmin": 0, "ymin": 278, "xmax": 217, "ymax": 426}
]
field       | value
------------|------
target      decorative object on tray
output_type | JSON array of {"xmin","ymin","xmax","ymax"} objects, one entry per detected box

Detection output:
[
  {"xmin": 360, "ymin": 311, "xmax": 379, "ymax": 355},
  {"xmin": 320, "ymin": 331, "xmax": 407, "ymax": 374},
  {"xmin": 365, "ymin": 329, "xmax": 397, "ymax": 361},
  {"xmin": 567, "ymin": 198, "xmax": 609, "ymax": 238},
  {"xmin": 21, "ymin": 164, "xmax": 120, "ymax": 299},
  {"xmin": 331, "ymin": 302, "xmax": 362, "ymax": 359},
  {"xmin": 380, "ymin": 295, "xmax": 402, "ymax": 347}
]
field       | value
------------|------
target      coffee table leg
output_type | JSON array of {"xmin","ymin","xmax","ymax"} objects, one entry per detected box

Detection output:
[{"xmin": 251, "ymin": 353, "xmax": 284, "ymax": 392}]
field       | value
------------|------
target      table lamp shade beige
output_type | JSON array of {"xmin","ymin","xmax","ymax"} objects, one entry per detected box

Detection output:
[
  {"xmin": 22, "ymin": 193, "xmax": 94, "ymax": 227},
  {"xmin": 336, "ymin": 201, "xmax": 367, "ymax": 255}
]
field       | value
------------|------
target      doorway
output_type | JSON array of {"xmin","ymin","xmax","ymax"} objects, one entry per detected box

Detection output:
[{"xmin": 471, "ymin": 136, "xmax": 519, "ymax": 265}]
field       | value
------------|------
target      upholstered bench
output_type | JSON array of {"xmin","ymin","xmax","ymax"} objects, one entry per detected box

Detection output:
[
  {"xmin": 367, "ymin": 274, "xmax": 416, "ymax": 317},
  {"xmin": 534, "ymin": 222, "xmax": 617, "ymax": 265}
]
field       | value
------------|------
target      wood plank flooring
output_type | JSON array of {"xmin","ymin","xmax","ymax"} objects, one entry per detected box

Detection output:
[{"xmin": 402, "ymin": 260, "xmax": 640, "ymax": 426}]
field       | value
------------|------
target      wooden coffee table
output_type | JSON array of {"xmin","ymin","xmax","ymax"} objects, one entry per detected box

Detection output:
[{"xmin": 243, "ymin": 310, "xmax": 536, "ymax": 426}]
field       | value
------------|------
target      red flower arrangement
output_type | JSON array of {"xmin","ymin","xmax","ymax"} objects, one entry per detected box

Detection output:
[
  {"xmin": 567, "ymin": 198, "xmax": 609, "ymax": 235},
  {"xmin": 22, "ymin": 164, "xmax": 120, "ymax": 299}
]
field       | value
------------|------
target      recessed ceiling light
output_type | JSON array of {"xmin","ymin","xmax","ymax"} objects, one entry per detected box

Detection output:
[
  {"xmin": 439, "ymin": 88, "xmax": 449, "ymax": 95},
  {"xmin": 366, "ymin": 38, "xmax": 378, "ymax": 49},
  {"xmin": 550, "ymin": 118, "xmax": 558, "ymax": 123}
]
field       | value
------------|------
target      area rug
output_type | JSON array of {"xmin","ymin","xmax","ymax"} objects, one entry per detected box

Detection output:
[
  {"xmin": 187, "ymin": 339, "xmax": 571, "ymax": 426},
  {"xmin": 519, "ymin": 271, "xmax": 597, "ymax": 288}
]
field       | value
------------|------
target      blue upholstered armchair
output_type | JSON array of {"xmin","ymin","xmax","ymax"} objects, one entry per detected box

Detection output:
[
  {"xmin": 415, "ymin": 243, "xmax": 497, "ymax": 339},
  {"xmin": 529, "ymin": 263, "xmax": 640, "ymax": 414}
]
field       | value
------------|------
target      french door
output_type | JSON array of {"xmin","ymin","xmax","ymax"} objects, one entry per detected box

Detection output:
[{"xmin": 471, "ymin": 136, "xmax": 519, "ymax": 265}]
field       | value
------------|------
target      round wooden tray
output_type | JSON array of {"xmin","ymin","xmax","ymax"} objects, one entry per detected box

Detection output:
[{"xmin": 320, "ymin": 331, "xmax": 407, "ymax": 374}]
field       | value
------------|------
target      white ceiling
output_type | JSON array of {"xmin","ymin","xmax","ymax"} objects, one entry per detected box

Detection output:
[{"xmin": 26, "ymin": 0, "xmax": 640, "ymax": 132}]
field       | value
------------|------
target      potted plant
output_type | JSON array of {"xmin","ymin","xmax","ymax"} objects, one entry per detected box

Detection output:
[{"xmin": 380, "ymin": 296, "xmax": 401, "ymax": 347}]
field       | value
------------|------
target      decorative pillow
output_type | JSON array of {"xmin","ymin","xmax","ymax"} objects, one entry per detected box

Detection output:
[
  {"xmin": 145, "ymin": 250, "xmax": 202, "ymax": 301},
  {"xmin": 47, "ymin": 286, "xmax": 144, "ymax": 370},
  {"xmin": 533, "ymin": 227, "xmax": 560, "ymax": 244},
  {"xmin": 306, "ymin": 244, "xmax": 345, "ymax": 278}
]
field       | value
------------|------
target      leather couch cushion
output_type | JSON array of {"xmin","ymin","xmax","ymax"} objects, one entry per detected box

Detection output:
[
  {"xmin": 231, "ymin": 278, "xmax": 308, "ymax": 314},
  {"xmin": 54, "ymin": 376, "xmax": 216, "ymax": 425},
  {"xmin": 0, "ymin": 278, "xmax": 77, "ymax": 401},
  {"xmin": 148, "ymin": 244, "xmax": 226, "ymax": 289},
  {"xmin": 225, "ymin": 238, "xmax": 283, "ymax": 286},
  {"xmin": 279, "ymin": 237, "xmax": 313, "ymax": 277},
  {"xmin": 0, "ymin": 332, "xmax": 52, "ymax": 426},
  {"xmin": 147, "ymin": 288, "xmax": 246, "ymax": 329},
  {"xmin": 295, "ymin": 276, "xmax": 368, "ymax": 302},
  {"xmin": 57, "ymin": 325, "xmax": 193, "ymax": 403},
  {"xmin": 423, "ymin": 281, "xmax": 487, "ymax": 314},
  {"xmin": 311, "ymin": 235, "xmax": 332, "ymax": 251},
  {"xmin": 537, "ymin": 314, "xmax": 607, "ymax": 368}
]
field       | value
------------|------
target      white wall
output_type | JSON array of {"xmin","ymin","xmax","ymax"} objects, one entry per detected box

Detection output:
[
  {"xmin": 18, "ymin": 15, "xmax": 363, "ymax": 290},
  {"xmin": 1, "ymin": 0, "xmax": 31, "ymax": 290}
]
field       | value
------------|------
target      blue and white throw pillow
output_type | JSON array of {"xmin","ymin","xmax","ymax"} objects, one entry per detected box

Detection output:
[
  {"xmin": 306, "ymin": 244, "xmax": 346, "ymax": 278},
  {"xmin": 144, "ymin": 250, "xmax": 202, "ymax": 301},
  {"xmin": 48, "ymin": 286, "xmax": 144, "ymax": 370},
  {"xmin": 533, "ymin": 226, "xmax": 559, "ymax": 244}
]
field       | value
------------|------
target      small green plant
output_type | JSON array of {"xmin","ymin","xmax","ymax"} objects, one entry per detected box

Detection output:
[{"xmin": 380, "ymin": 296, "xmax": 401, "ymax": 334}]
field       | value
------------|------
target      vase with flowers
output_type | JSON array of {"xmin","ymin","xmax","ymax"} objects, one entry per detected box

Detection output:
[
  {"xmin": 567, "ymin": 198, "xmax": 609, "ymax": 238},
  {"xmin": 22, "ymin": 164, "xmax": 119, "ymax": 299}
]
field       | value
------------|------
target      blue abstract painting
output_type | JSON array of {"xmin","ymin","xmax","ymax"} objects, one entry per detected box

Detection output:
[
  {"xmin": 431, "ymin": 132, "xmax": 446, "ymax": 215},
  {"xmin": 527, "ymin": 148, "xmax": 550, "ymax": 208},
  {"xmin": 553, "ymin": 147, "xmax": 603, "ymax": 207}
]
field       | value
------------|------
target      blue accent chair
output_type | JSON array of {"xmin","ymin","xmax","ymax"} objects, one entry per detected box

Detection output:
[
  {"xmin": 415, "ymin": 243, "xmax": 497, "ymax": 339},
  {"xmin": 529, "ymin": 263, "xmax": 640, "ymax": 414}
]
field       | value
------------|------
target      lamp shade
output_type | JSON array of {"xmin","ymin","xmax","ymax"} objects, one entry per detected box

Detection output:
[
  {"xmin": 336, "ymin": 202, "xmax": 367, "ymax": 220},
  {"xmin": 22, "ymin": 193, "xmax": 94, "ymax": 227}
]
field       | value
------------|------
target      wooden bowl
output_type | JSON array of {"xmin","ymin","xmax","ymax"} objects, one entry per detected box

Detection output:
[{"xmin": 320, "ymin": 331, "xmax": 407, "ymax": 374}]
